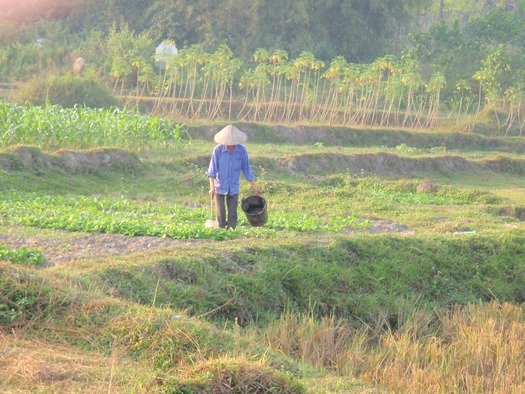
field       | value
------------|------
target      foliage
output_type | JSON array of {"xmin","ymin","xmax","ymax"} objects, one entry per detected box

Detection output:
[
  {"xmin": 103, "ymin": 24, "xmax": 155, "ymax": 96},
  {"xmin": 1, "ymin": 4, "xmax": 523, "ymax": 130},
  {"xmin": 0, "ymin": 85, "xmax": 523, "ymax": 393},
  {"xmin": 355, "ymin": 177, "xmax": 500, "ymax": 205},
  {"xmin": 0, "ymin": 170, "xmax": 500, "ymax": 243},
  {"xmin": 0, "ymin": 19, "xmax": 71, "ymax": 77},
  {"xmin": 15, "ymin": 74, "xmax": 117, "ymax": 108},
  {"xmin": 0, "ymin": 191, "xmax": 237, "ymax": 241},
  {"xmin": 65, "ymin": 0, "xmax": 431, "ymax": 63},
  {"xmin": 408, "ymin": 10, "xmax": 524, "ymax": 93},
  {"xmin": 0, "ymin": 245, "xmax": 46, "ymax": 266}
]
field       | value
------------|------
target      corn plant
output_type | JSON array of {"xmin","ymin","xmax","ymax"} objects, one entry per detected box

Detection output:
[{"xmin": 0, "ymin": 101, "xmax": 187, "ymax": 149}]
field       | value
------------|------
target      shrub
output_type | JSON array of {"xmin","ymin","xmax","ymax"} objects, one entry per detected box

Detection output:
[{"xmin": 15, "ymin": 74, "xmax": 117, "ymax": 108}]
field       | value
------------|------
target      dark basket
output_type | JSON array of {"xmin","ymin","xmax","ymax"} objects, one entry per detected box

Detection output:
[{"xmin": 241, "ymin": 195, "xmax": 268, "ymax": 227}]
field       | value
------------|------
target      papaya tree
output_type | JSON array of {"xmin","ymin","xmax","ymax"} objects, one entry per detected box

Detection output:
[
  {"xmin": 320, "ymin": 55, "xmax": 348, "ymax": 123},
  {"xmin": 424, "ymin": 69, "xmax": 446, "ymax": 127},
  {"xmin": 400, "ymin": 52, "xmax": 422, "ymax": 127},
  {"xmin": 264, "ymin": 49, "xmax": 289, "ymax": 122}
]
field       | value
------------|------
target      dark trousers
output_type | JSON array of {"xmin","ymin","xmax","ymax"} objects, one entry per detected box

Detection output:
[{"xmin": 215, "ymin": 193, "xmax": 239, "ymax": 229}]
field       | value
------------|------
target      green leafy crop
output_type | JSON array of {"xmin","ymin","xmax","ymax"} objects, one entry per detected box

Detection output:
[{"xmin": 0, "ymin": 245, "xmax": 46, "ymax": 266}]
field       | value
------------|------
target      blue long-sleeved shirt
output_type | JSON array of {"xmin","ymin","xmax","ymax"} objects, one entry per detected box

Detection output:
[{"xmin": 206, "ymin": 144, "xmax": 255, "ymax": 195}]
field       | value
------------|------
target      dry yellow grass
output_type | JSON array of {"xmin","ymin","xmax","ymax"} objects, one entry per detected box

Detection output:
[
  {"xmin": 173, "ymin": 355, "xmax": 305, "ymax": 393},
  {"xmin": 0, "ymin": 332, "xmax": 157, "ymax": 393},
  {"xmin": 262, "ymin": 302, "xmax": 525, "ymax": 393},
  {"xmin": 262, "ymin": 312, "xmax": 353, "ymax": 371}
]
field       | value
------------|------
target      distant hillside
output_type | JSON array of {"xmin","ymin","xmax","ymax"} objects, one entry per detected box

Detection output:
[{"xmin": 1, "ymin": 0, "xmax": 521, "ymax": 62}]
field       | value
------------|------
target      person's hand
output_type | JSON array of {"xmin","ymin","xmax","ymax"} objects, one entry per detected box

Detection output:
[{"xmin": 252, "ymin": 184, "xmax": 261, "ymax": 196}]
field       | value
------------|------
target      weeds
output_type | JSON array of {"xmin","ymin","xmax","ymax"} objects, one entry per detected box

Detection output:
[
  {"xmin": 168, "ymin": 356, "xmax": 305, "ymax": 393},
  {"xmin": 0, "ymin": 264, "xmax": 70, "ymax": 324}
]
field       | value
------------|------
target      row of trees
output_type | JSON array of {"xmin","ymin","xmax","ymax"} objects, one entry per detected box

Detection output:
[{"xmin": 73, "ymin": 25, "xmax": 522, "ymax": 133}]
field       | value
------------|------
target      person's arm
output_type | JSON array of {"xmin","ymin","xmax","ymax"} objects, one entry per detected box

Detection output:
[
  {"xmin": 250, "ymin": 179, "xmax": 261, "ymax": 196},
  {"xmin": 241, "ymin": 147, "xmax": 260, "ymax": 195}
]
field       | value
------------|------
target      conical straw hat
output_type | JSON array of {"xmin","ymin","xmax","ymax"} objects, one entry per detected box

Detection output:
[{"xmin": 214, "ymin": 125, "xmax": 247, "ymax": 145}]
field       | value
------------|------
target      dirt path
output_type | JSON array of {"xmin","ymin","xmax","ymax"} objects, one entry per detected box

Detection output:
[
  {"xmin": 0, "ymin": 219, "xmax": 412, "ymax": 266},
  {"xmin": 362, "ymin": 219, "xmax": 413, "ymax": 234},
  {"xmin": 0, "ymin": 232, "xmax": 208, "ymax": 265}
]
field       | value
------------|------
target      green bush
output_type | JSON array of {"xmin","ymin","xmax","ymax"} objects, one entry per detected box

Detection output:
[{"xmin": 15, "ymin": 74, "xmax": 117, "ymax": 108}]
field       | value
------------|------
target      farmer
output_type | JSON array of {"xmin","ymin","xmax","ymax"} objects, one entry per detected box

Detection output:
[{"xmin": 207, "ymin": 125, "xmax": 260, "ymax": 229}]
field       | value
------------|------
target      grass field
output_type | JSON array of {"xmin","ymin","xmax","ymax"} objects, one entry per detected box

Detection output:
[{"xmin": 1, "ymin": 103, "xmax": 524, "ymax": 392}]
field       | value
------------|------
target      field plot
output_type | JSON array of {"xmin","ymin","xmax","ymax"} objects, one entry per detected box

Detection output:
[{"xmin": 1, "ymin": 105, "xmax": 524, "ymax": 393}]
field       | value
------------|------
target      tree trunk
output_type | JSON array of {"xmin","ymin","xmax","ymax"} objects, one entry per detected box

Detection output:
[{"xmin": 237, "ymin": 88, "xmax": 251, "ymax": 120}]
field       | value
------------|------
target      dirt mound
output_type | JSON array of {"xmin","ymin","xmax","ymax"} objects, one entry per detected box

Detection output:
[
  {"xmin": 279, "ymin": 152, "xmax": 525, "ymax": 177},
  {"xmin": 481, "ymin": 156, "xmax": 525, "ymax": 174},
  {"xmin": 498, "ymin": 206, "xmax": 525, "ymax": 221},
  {"xmin": 416, "ymin": 179, "xmax": 440, "ymax": 192},
  {"xmin": 189, "ymin": 123, "xmax": 525, "ymax": 153},
  {"xmin": 0, "ymin": 146, "xmax": 139, "ymax": 172},
  {"xmin": 55, "ymin": 148, "xmax": 138, "ymax": 172}
]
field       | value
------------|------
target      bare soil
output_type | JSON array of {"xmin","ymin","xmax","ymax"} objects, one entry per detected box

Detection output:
[
  {"xmin": 190, "ymin": 151, "xmax": 525, "ymax": 178},
  {"xmin": 278, "ymin": 152, "xmax": 525, "ymax": 177},
  {"xmin": 344, "ymin": 219, "xmax": 413, "ymax": 235},
  {"xmin": 0, "ymin": 232, "xmax": 207, "ymax": 265}
]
